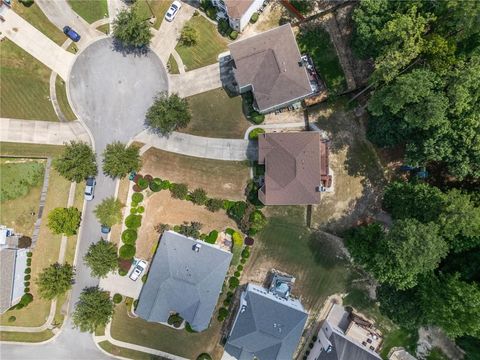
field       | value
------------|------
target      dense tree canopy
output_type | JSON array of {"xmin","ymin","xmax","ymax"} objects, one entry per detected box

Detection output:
[
  {"xmin": 84, "ymin": 240, "xmax": 118, "ymax": 278},
  {"xmin": 72, "ymin": 286, "xmax": 114, "ymax": 333},
  {"xmin": 47, "ymin": 207, "xmax": 82, "ymax": 236},
  {"xmin": 53, "ymin": 141, "xmax": 96, "ymax": 183},
  {"xmin": 36, "ymin": 263, "xmax": 75, "ymax": 300},
  {"xmin": 102, "ymin": 142, "xmax": 141, "ymax": 178},
  {"xmin": 112, "ymin": 5, "xmax": 152, "ymax": 49},
  {"xmin": 145, "ymin": 92, "xmax": 191, "ymax": 135},
  {"xmin": 94, "ymin": 197, "xmax": 124, "ymax": 227}
]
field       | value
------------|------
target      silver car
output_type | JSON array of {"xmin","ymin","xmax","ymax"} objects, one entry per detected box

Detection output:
[
  {"xmin": 129, "ymin": 260, "xmax": 148, "ymax": 281},
  {"xmin": 84, "ymin": 177, "xmax": 96, "ymax": 201}
]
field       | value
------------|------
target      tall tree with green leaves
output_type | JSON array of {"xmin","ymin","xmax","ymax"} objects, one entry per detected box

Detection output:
[
  {"xmin": 53, "ymin": 141, "xmax": 97, "ymax": 182},
  {"xmin": 36, "ymin": 263, "xmax": 75, "ymax": 300},
  {"xmin": 47, "ymin": 207, "xmax": 82, "ymax": 236},
  {"xmin": 83, "ymin": 240, "xmax": 118, "ymax": 278},
  {"xmin": 112, "ymin": 5, "xmax": 152, "ymax": 48},
  {"xmin": 145, "ymin": 92, "xmax": 191, "ymax": 135},
  {"xmin": 72, "ymin": 286, "xmax": 114, "ymax": 333},
  {"xmin": 94, "ymin": 197, "xmax": 124, "ymax": 227},
  {"xmin": 102, "ymin": 142, "xmax": 141, "ymax": 178}
]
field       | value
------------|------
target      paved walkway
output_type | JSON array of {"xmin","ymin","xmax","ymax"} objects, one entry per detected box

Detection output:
[
  {"xmin": 135, "ymin": 130, "xmax": 257, "ymax": 161},
  {"xmin": 171, "ymin": 49, "xmax": 186, "ymax": 74},
  {"xmin": 150, "ymin": 3, "xmax": 195, "ymax": 64},
  {"xmin": 107, "ymin": 0, "xmax": 126, "ymax": 27},
  {"xmin": 169, "ymin": 63, "xmax": 222, "ymax": 97},
  {"xmin": 31, "ymin": 157, "xmax": 52, "ymax": 248},
  {"xmin": 36, "ymin": 0, "xmax": 101, "ymax": 50},
  {"xmin": 0, "ymin": 7, "xmax": 75, "ymax": 80},
  {"xmin": 0, "ymin": 118, "xmax": 91, "ymax": 145}
]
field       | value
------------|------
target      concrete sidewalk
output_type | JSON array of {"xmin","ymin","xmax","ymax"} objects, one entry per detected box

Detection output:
[
  {"xmin": 135, "ymin": 130, "xmax": 257, "ymax": 161},
  {"xmin": 0, "ymin": 7, "xmax": 75, "ymax": 80},
  {"xmin": 169, "ymin": 63, "xmax": 222, "ymax": 98},
  {"xmin": 0, "ymin": 118, "xmax": 91, "ymax": 145}
]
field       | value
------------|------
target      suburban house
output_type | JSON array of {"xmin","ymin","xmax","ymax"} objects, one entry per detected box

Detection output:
[
  {"xmin": 308, "ymin": 304, "xmax": 383, "ymax": 360},
  {"xmin": 228, "ymin": 24, "xmax": 318, "ymax": 114},
  {"xmin": 223, "ymin": 281, "xmax": 308, "ymax": 360},
  {"xmin": 212, "ymin": 0, "xmax": 263, "ymax": 32},
  {"xmin": 258, "ymin": 131, "xmax": 333, "ymax": 205},
  {"xmin": 0, "ymin": 227, "xmax": 28, "ymax": 314},
  {"xmin": 136, "ymin": 231, "xmax": 232, "ymax": 332}
]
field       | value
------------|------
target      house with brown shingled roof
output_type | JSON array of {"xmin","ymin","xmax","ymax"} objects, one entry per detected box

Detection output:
[
  {"xmin": 258, "ymin": 131, "xmax": 332, "ymax": 205},
  {"xmin": 229, "ymin": 24, "xmax": 315, "ymax": 114},
  {"xmin": 212, "ymin": 0, "xmax": 264, "ymax": 32}
]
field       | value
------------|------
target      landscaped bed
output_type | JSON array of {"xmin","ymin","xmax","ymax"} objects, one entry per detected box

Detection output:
[
  {"xmin": 0, "ymin": 40, "xmax": 58, "ymax": 121},
  {"xmin": 68, "ymin": 0, "xmax": 108, "ymax": 24},
  {"xmin": 175, "ymin": 15, "xmax": 228, "ymax": 71},
  {"xmin": 180, "ymin": 88, "xmax": 251, "ymax": 139}
]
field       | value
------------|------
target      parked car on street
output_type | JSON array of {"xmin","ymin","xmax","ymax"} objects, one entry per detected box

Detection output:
[
  {"xmin": 165, "ymin": 1, "xmax": 181, "ymax": 22},
  {"xmin": 63, "ymin": 26, "xmax": 81, "ymax": 42},
  {"xmin": 84, "ymin": 177, "xmax": 96, "ymax": 201},
  {"xmin": 101, "ymin": 225, "xmax": 111, "ymax": 234},
  {"xmin": 129, "ymin": 260, "xmax": 148, "ymax": 281}
]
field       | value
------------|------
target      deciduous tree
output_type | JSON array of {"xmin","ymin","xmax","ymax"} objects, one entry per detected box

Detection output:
[
  {"xmin": 53, "ymin": 141, "xmax": 97, "ymax": 182},
  {"xmin": 112, "ymin": 5, "xmax": 152, "ymax": 48},
  {"xmin": 102, "ymin": 142, "xmax": 141, "ymax": 178},
  {"xmin": 145, "ymin": 92, "xmax": 191, "ymax": 135},
  {"xmin": 84, "ymin": 240, "xmax": 118, "ymax": 278},
  {"xmin": 94, "ymin": 197, "xmax": 124, "ymax": 227},
  {"xmin": 36, "ymin": 263, "xmax": 75, "ymax": 300},
  {"xmin": 72, "ymin": 286, "xmax": 114, "ymax": 333},
  {"xmin": 47, "ymin": 207, "xmax": 82, "ymax": 236}
]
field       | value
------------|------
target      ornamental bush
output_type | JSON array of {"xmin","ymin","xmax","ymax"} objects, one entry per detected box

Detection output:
[
  {"xmin": 137, "ymin": 206, "xmax": 145, "ymax": 214},
  {"xmin": 219, "ymin": 307, "xmax": 229, "ymax": 318},
  {"xmin": 232, "ymin": 231, "xmax": 243, "ymax": 247},
  {"xmin": 137, "ymin": 178, "xmax": 149, "ymax": 190},
  {"xmin": 125, "ymin": 214, "xmax": 142, "ymax": 229},
  {"xmin": 205, "ymin": 230, "xmax": 218, "ymax": 244},
  {"xmin": 24, "ymin": 281, "xmax": 30, "ymax": 287},
  {"xmin": 248, "ymin": 127, "xmax": 265, "ymax": 140},
  {"xmin": 20, "ymin": 293, "xmax": 33, "ymax": 307},
  {"xmin": 119, "ymin": 244, "xmax": 136, "ymax": 259},
  {"xmin": 240, "ymin": 258, "xmax": 246, "ymax": 264},
  {"xmin": 229, "ymin": 277, "xmax": 239, "ymax": 289},
  {"xmin": 24, "ymin": 287, "xmax": 30, "ymax": 293},
  {"xmin": 250, "ymin": 111, "xmax": 265, "ymax": 124},
  {"xmin": 27, "ymin": 252, "xmax": 32, "ymax": 257},
  {"xmin": 206, "ymin": 198, "xmax": 223, "ymax": 212},
  {"xmin": 167, "ymin": 313, "xmax": 183, "ymax": 328},
  {"xmin": 130, "ymin": 207, "xmax": 137, "ymax": 214},
  {"xmin": 237, "ymin": 265, "xmax": 243, "ymax": 271},
  {"xmin": 24, "ymin": 275, "xmax": 31, "ymax": 281},
  {"xmin": 132, "ymin": 192, "xmax": 144, "ymax": 203},
  {"xmin": 149, "ymin": 178, "xmax": 162, "ymax": 192},
  {"xmin": 161, "ymin": 180, "xmax": 171, "ymax": 189},
  {"xmin": 250, "ymin": 12, "xmax": 259, "ymax": 23},
  {"xmin": 249, "ymin": 210, "xmax": 267, "ymax": 235},
  {"xmin": 234, "ymin": 271, "xmax": 241, "ymax": 277},
  {"xmin": 118, "ymin": 269, "xmax": 128, "ymax": 276},
  {"xmin": 143, "ymin": 174, "xmax": 153, "ymax": 182},
  {"xmin": 170, "ymin": 183, "xmax": 188, "ymax": 199},
  {"xmin": 229, "ymin": 30, "xmax": 238, "ymax": 40},
  {"xmin": 190, "ymin": 188, "xmax": 208, "ymax": 205},
  {"xmin": 121, "ymin": 229, "xmax": 138, "ymax": 244},
  {"xmin": 241, "ymin": 248, "xmax": 250, "ymax": 259},
  {"xmin": 25, "ymin": 268, "xmax": 31, "ymax": 274},
  {"xmin": 8, "ymin": 316, "xmax": 16, "ymax": 323},
  {"xmin": 228, "ymin": 201, "xmax": 247, "ymax": 223},
  {"xmin": 112, "ymin": 293, "xmax": 123, "ymax": 304},
  {"xmin": 26, "ymin": 258, "xmax": 32, "ymax": 266}
]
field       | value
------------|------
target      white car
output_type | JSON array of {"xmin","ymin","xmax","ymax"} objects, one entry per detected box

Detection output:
[
  {"xmin": 84, "ymin": 177, "xmax": 96, "ymax": 201},
  {"xmin": 165, "ymin": 1, "xmax": 181, "ymax": 22},
  {"xmin": 129, "ymin": 260, "xmax": 148, "ymax": 281}
]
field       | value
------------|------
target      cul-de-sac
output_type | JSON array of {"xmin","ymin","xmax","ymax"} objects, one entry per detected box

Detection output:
[{"xmin": 0, "ymin": 1, "xmax": 479, "ymax": 360}]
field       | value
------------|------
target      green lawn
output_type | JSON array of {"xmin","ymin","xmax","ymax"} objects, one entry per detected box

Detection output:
[
  {"xmin": 68, "ymin": 0, "xmax": 108, "ymax": 24},
  {"xmin": 110, "ymin": 301, "xmax": 223, "ymax": 359},
  {"xmin": 0, "ymin": 40, "xmax": 58, "ymax": 121},
  {"xmin": 297, "ymin": 26, "xmax": 346, "ymax": 94},
  {"xmin": 0, "ymin": 330, "xmax": 54, "ymax": 342},
  {"xmin": 167, "ymin": 54, "xmax": 180, "ymax": 74},
  {"xmin": 55, "ymin": 77, "xmax": 77, "ymax": 121},
  {"xmin": 96, "ymin": 23, "xmax": 110, "ymax": 34},
  {"xmin": 135, "ymin": 0, "xmax": 171, "ymax": 29},
  {"xmin": 0, "ymin": 143, "xmax": 65, "ymax": 158},
  {"xmin": 13, "ymin": 1, "xmax": 65, "ymax": 45},
  {"xmin": 180, "ymin": 88, "xmax": 250, "ymax": 139},
  {"xmin": 99, "ymin": 341, "xmax": 163, "ymax": 359},
  {"xmin": 427, "ymin": 348, "xmax": 449, "ymax": 360},
  {"xmin": 247, "ymin": 206, "xmax": 352, "ymax": 309},
  {"xmin": 176, "ymin": 15, "xmax": 228, "ymax": 70}
]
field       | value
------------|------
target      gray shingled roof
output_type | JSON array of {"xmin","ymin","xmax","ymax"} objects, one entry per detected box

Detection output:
[
  {"xmin": 318, "ymin": 332, "xmax": 382, "ymax": 360},
  {"xmin": 225, "ymin": 284, "xmax": 308, "ymax": 360},
  {"xmin": 229, "ymin": 24, "xmax": 313, "ymax": 113},
  {"xmin": 0, "ymin": 248, "xmax": 27, "ymax": 314},
  {"xmin": 136, "ymin": 231, "xmax": 232, "ymax": 332}
]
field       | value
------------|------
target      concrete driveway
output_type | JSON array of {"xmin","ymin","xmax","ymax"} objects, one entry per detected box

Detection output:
[
  {"xmin": 99, "ymin": 270, "xmax": 145, "ymax": 299},
  {"xmin": 0, "ymin": 7, "xmax": 74, "ymax": 80},
  {"xmin": 169, "ymin": 63, "xmax": 222, "ymax": 98}
]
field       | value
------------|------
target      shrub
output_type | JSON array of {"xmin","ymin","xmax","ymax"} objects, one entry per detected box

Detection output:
[
  {"xmin": 225, "ymin": 228, "xmax": 235, "ymax": 236},
  {"xmin": 137, "ymin": 178, "xmax": 148, "ymax": 190},
  {"xmin": 240, "ymin": 258, "xmax": 246, "ymax": 264},
  {"xmin": 197, "ymin": 354, "xmax": 212, "ymax": 360},
  {"xmin": 25, "ymin": 268, "xmax": 31, "ymax": 274},
  {"xmin": 312, "ymin": 336, "xmax": 318, "ymax": 342},
  {"xmin": 142, "ymin": 274, "xmax": 148, "ymax": 283},
  {"xmin": 144, "ymin": 174, "xmax": 153, "ymax": 182},
  {"xmin": 8, "ymin": 316, "xmax": 16, "ymax": 323},
  {"xmin": 250, "ymin": 12, "xmax": 259, "ymax": 23},
  {"xmin": 133, "ymin": 184, "xmax": 142, "ymax": 192},
  {"xmin": 206, "ymin": 198, "xmax": 223, "ymax": 212},
  {"xmin": 219, "ymin": 307, "xmax": 229, "ymax": 318},
  {"xmin": 24, "ymin": 275, "xmax": 31, "ymax": 281},
  {"xmin": 205, "ymin": 230, "xmax": 218, "ymax": 244},
  {"xmin": 149, "ymin": 178, "xmax": 162, "ymax": 192},
  {"xmin": 229, "ymin": 277, "xmax": 239, "ymax": 289},
  {"xmin": 180, "ymin": 24, "xmax": 198, "ymax": 46},
  {"xmin": 250, "ymin": 111, "xmax": 265, "ymax": 124},
  {"xmin": 161, "ymin": 180, "xmax": 171, "ymax": 189},
  {"xmin": 47, "ymin": 207, "xmax": 82, "ymax": 236},
  {"xmin": 112, "ymin": 293, "xmax": 123, "ymax": 304},
  {"xmin": 223, "ymin": 298, "xmax": 231, "ymax": 306},
  {"xmin": 306, "ymin": 350, "xmax": 310, "ymax": 356},
  {"xmin": 244, "ymin": 237, "xmax": 255, "ymax": 246},
  {"xmin": 303, "ymin": 356, "xmax": 308, "ymax": 360},
  {"xmin": 227, "ymin": 291, "xmax": 233, "ymax": 299},
  {"xmin": 190, "ymin": 188, "xmax": 208, "ymax": 205},
  {"xmin": 121, "ymin": 229, "xmax": 138, "ymax": 244},
  {"xmin": 223, "ymin": 200, "xmax": 235, "ymax": 210},
  {"xmin": 206, "ymin": 7, "xmax": 216, "ymax": 19},
  {"xmin": 232, "ymin": 231, "xmax": 243, "ymax": 247},
  {"xmin": 18, "ymin": 236, "xmax": 32, "ymax": 248},
  {"xmin": 241, "ymin": 248, "xmax": 250, "ymax": 259},
  {"xmin": 133, "ymin": 174, "xmax": 143, "ymax": 183},
  {"xmin": 229, "ymin": 30, "xmax": 238, "ymax": 40},
  {"xmin": 132, "ymin": 192, "xmax": 144, "ymax": 203},
  {"xmin": 133, "ymin": 299, "xmax": 138, "ymax": 308},
  {"xmin": 234, "ymin": 271, "xmax": 241, "ymax": 277},
  {"xmin": 178, "ymin": 221, "xmax": 203, "ymax": 238},
  {"xmin": 118, "ymin": 268, "xmax": 128, "ymax": 276},
  {"xmin": 27, "ymin": 252, "xmax": 32, "ymax": 258},
  {"xmin": 24, "ymin": 281, "xmax": 30, "ymax": 287},
  {"xmin": 309, "ymin": 342, "xmax": 314, "ymax": 349},
  {"xmin": 26, "ymin": 258, "xmax": 32, "ymax": 266},
  {"xmin": 130, "ymin": 207, "xmax": 137, "ymax": 214},
  {"xmin": 248, "ymin": 127, "xmax": 265, "ymax": 140},
  {"xmin": 248, "ymin": 210, "xmax": 267, "ymax": 235},
  {"xmin": 118, "ymin": 258, "xmax": 133, "ymax": 272},
  {"xmin": 228, "ymin": 201, "xmax": 247, "ymax": 222},
  {"xmin": 237, "ymin": 265, "xmax": 243, "ymax": 271},
  {"xmin": 20, "ymin": 293, "xmax": 33, "ymax": 307},
  {"xmin": 125, "ymin": 214, "xmax": 142, "ymax": 229},
  {"xmin": 291, "ymin": 0, "xmax": 313, "ymax": 14},
  {"xmin": 170, "ymin": 183, "xmax": 188, "ymax": 199},
  {"xmin": 167, "ymin": 313, "xmax": 184, "ymax": 328},
  {"xmin": 119, "ymin": 244, "xmax": 136, "ymax": 259},
  {"xmin": 24, "ymin": 287, "xmax": 30, "ymax": 293},
  {"xmin": 186, "ymin": 322, "xmax": 198, "ymax": 333},
  {"xmin": 137, "ymin": 206, "xmax": 145, "ymax": 214}
]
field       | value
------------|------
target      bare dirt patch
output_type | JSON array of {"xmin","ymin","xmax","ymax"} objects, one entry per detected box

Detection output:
[
  {"xmin": 141, "ymin": 148, "xmax": 249, "ymax": 201},
  {"xmin": 136, "ymin": 191, "xmax": 238, "ymax": 260}
]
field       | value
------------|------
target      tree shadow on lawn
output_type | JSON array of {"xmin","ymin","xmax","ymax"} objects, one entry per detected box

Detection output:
[{"xmin": 308, "ymin": 231, "xmax": 350, "ymax": 269}]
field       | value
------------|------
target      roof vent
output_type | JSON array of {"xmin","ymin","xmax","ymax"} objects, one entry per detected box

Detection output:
[{"xmin": 192, "ymin": 244, "xmax": 202, "ymax": 252}]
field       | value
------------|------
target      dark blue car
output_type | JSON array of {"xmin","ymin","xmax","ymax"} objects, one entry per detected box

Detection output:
[{"xmin": 63, "ymin": 26, "xmax": 81, "ymax": 42}]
